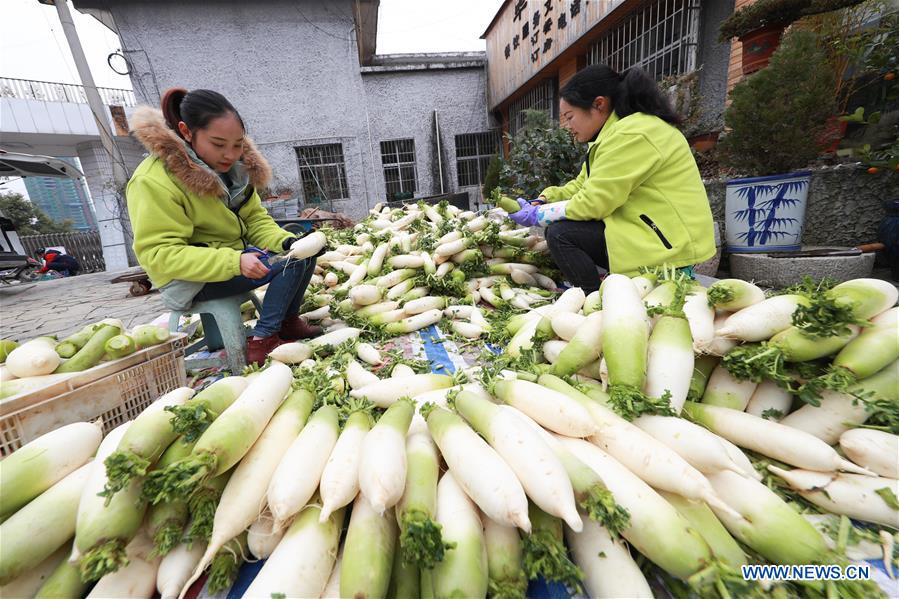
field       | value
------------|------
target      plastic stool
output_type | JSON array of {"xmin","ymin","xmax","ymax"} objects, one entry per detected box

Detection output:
[{"xmin": 168, "ymin": 292, "xmax": 263, "ymax": 373}]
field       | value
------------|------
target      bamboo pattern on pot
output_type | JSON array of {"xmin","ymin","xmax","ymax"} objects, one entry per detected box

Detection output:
[{"xmin": 733, "ymin": 180, "xmax": 808, "ymax": 247}]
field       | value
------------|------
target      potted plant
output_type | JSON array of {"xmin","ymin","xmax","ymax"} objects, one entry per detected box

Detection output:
[
  {"xmin": 498, "ymin": 109, "xmax": 584, "ymax": 199},
  {"xmin": 719, "ymin": 30, "xmax": 837, "ymax": 252},
  {"xmin": 801, "ymin": 2, "xmax": 897, "ymax": 151},
  {"xmin": 719, "ymin": 0, "xmax": 865, "ymax": 75}
]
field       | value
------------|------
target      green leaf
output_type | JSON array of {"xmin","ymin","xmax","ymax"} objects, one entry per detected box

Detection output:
[{"xmin": 875, "ymin": 487, "xmax": 899, "ymax": 511}]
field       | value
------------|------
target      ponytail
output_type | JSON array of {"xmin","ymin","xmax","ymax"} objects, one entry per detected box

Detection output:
[
  {"xmin": 159, "ymin": 87, "xmax": 245, "ymax": 140},
  {"xmin": 161, "ymin": 87, "xmax": 188, "ymax": 136},
  {"xmin": 560, "ymin": 65, "xmax": 681, "ymax": 125}
]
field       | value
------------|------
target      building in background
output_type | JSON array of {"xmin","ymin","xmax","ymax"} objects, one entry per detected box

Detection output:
[
  {"xmin": 23, "ymin": 157, "xmax": 97, "ymax": 230},
  {"xmin": 72, "ymin": 0, "xmax": 499, "ymax": 219},
  {"xmin": 483, "ymin": 0, "xmax": 735, "ymax": 145}
]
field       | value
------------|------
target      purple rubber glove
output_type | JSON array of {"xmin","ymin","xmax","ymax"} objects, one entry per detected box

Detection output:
[{"xmin": 509, "ymin": 198, "xmax": 541, "ymax": 227}]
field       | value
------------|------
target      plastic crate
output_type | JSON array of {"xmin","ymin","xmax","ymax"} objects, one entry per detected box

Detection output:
[{"xmin": 0, "ymin": 335, "xmax": 187, "ymax": 456}]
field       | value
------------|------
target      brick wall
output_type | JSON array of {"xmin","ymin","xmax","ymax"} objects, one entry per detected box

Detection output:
[{"xmin": 726, "ymin": 0, "xmax": 757, "ymax": 93}]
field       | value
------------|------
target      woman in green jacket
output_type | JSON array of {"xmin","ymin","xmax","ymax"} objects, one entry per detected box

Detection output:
[
  {"xmin": 127, "ymin": 88, "xmax": 321, "ymax": 365},
  {"xmin": 509, "ymin": 65, "xmax": 715, "ymax": 293}
]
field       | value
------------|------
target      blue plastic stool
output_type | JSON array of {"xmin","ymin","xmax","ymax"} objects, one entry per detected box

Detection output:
[{"xmin": 168, "ymin": 292, "xmax": 263, "ymax": 373}]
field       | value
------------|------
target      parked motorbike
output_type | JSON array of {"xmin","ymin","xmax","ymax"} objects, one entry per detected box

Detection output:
[{"xmin": 0, "ymin": 257, "xmax": 41, "ymax": 284}]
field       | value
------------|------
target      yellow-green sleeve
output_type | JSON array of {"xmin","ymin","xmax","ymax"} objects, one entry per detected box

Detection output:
[
  {"xmin": 565, "ymin": 133, "xmax": 663, "ymax": 221},
  {"xmin": 540, "ymin": 162, "xmax": 586, "ymax": 202},
  {"xmin": 128, "ymin": 175, "xmax": 242, "ymax": 283},
  {"xmin": 240, "ymin": 191, "xmax": 294, "ymax": 251}
]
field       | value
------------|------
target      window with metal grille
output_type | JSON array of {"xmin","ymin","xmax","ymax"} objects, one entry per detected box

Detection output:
[
  {"xmin": 295, "ymin": 143, "xmax": 349, "ymax": 204},
  {"xmin": 455, "ymin": 131, "xmax": 500, "ymax": 187},
  {"xmin": 587, "ymin": 0, "xmax": 701, "ymax": 80},
  {"xmin": 508, "ymin": 78, "xmax": 557, "ymax": 136},
  {"xmin": 380, "ymin": 139, "xmax": 418, "ymax": 201}
]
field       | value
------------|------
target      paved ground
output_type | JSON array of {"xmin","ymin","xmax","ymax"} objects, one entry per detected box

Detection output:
[{"xmin": 0, "ymin": 268, "xmax": 167, "ymax": 342}]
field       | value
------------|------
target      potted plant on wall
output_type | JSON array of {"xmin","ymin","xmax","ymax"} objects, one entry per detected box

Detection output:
[
  {"xmin": 498, "ymin": 109, "xmax": 584, "ymax": 199},
  {"xmin": 719, "ymin": 29, "xmax": 837, "ymax": 253},
  {"xmin": 719, "ymin": 0, "xmax": 866, "ymax": 75}
]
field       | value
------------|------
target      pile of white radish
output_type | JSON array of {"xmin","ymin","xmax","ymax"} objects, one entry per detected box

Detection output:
[
  {"xmin": 3, "ymin": 191, "xmax": 897, "ymax": 599},
  {"xmin": 0, "ymin": 319, "xmax": 172, "ymax": 401}
]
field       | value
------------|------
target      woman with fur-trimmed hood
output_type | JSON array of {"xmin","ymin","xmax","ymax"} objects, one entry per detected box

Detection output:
[{"xmin": 127, "ymin": 88, "xmax": 321, "ymax": 365}]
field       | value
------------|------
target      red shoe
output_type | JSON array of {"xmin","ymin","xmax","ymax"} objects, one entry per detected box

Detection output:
[
  {"xmin": 246, "ymin": 334, "xmax": 284, "ymax": 367},
  {"xmin": 279, "ymin": 315, "xmax": 323, "ymax": 340}
]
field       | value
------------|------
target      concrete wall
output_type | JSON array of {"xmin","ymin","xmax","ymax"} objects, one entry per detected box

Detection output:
[
  {"xmin": 695, "ymin": 0, "xmax": 735, "ymax": 135},
  {"xmin": 94, "ymin": 0, "xmax": 491, "ymax": 220},
  {"xmin": 704, "ymin": 165, "xmax": 896, "ymax": 247},
  {"xmin": 361, "ymin": 66, "xmax": 492, "ymax": 205}
]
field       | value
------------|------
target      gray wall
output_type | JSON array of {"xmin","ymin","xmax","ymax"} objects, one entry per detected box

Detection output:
[
  {"xmin": 695, "ymin": 0, "xmax": 735, "ymax": 136},
  {"xmin": 362, "ymin": 66, "xmax": 492, "ymax": 204},
  {"xmin": 87, "ymin": 0, "xmax": 491, "ymax": 220},
  {"xmin": 704, "ymin": 165, "xmax": 896, "ymax": 248}
]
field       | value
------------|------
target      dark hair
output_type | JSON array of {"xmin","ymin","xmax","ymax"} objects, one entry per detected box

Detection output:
[
  {"xmin": 160, "ymin": 88, "xmax": 245, "ymax": 139},
  {"xmin": 560, "ymin": 65, "xmax": 681, "ymax": 125}
]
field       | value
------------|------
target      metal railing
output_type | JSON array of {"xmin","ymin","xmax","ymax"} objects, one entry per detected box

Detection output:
[
  {"xmin": 20, "ymin": 230, "xmax": 106, "ymax": 273},
  {"xmin": 0, "ymin": 77, "xmax": 135, "ymax": 107}
]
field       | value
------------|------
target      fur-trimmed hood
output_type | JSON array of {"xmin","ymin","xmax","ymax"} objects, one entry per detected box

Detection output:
[{"xmin": 129, "ymin": 105, "xmax": 271, "ymax": 197}]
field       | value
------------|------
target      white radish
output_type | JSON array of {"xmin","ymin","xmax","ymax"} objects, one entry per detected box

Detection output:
[
  {"xmin": 768, "ymin": 466, "xmax": 899, "ymax": 528},
  {"xmin": 431, "ymin": 471, "xmax": 489, "ymax": 598},
  {"xmin": 558, "ymin": 437, "xmax": 712, "ymax": 580},
  {"xmin": 745, "ymin": 380, "xmax": 793, "ymax": 421},
  {"xmin": 0, "ymin": 462, "xmax": 92, "ymax": 585},
  {"xmin": 180, "ymin": 388, "xmax": 314, "ymax": 598},
  {"xmin": 424, "ymin": 405, "xmax": 531, "ymax": 532},
  {"xmin": 715, "ymin": 295, "xmax": 808, "ymax": 341},
  {"xmin": 701, "ymin": 364, "xmax": 757, "ymax": 411},
  {"xmin": 5, "ymin": 337, "xmax": 60, "ymax": 377},
  {"xmin": 633, "ymin": 415, "xmax": 747, "ymax": 476},
  {"xmin": 243, "ymin": 504, "xmax": 343, "ymax": 599},
  {"xmin": 358, "ymin": 400, "xmax": 414, "ymax": 514},
  {"xmin": 684, "ymin": 401, "xmax": 874, "ymax": 475},
  {"xmin": 267, "ymin": 405, "xmax": 340, "ymax": 531},
  {"xmin": 349, "ymin": 284, "xmax": 382, "ymax": 306},
  {"xmin": 0, "ymin": 421, "xmax": 102, "ymax": 520},
  {"xmin": 385, "ymin": 309, "xmax": 444, "ymax": 334},
  {"xmin": 156, "ymin": 542, "xmax": 204, "ymax": 599},
  {"xmin": 450, "ymin": 321, "xmax": 485, "ymax": 338},
  {"xmin": 683, "ymin": 286, "xmax": 715, "ymax": 353},
  {"xmin": 565, "ymin": 513, "xmax": 653, "ymax": 599},
  {"xmin": 551, "ymin": 312, "xmax": 586, "ymax": 341},
  {"xmin": 319, "ymin": 410, "xmax": 372, "ymax": 521},
  {"xmin": 267, "ymin": 341, "xmax": 312, "ymax": 364},
  {"xmin": 455, "ymin": 392, "xmax": 582, "ymax": 531},
  {"xmin": 404, "ymin": 296, "xmax": 448, "ymax": 315},
  {"xmin": 308, "ymin": 327, "xmax": 361, "ymax": 350},
  {"xmin": 86, "ymin": 533, "xmax": 159, "ymax": 599},
  {"xmin": 247, "ymin": 512, "xmax": 284, "ymax": 559},
  {"xmin": 492, "ymin": 379, "xmax": 596, "ymax": 437},
  {"xmin": 300, "ymin": 305, "xmax": 330, "ymax": 321},
  {"xmin": 839, "ymin": 429, "xmax": 898, "ymax": 478},
  {"xmin": 350, "ymin": 373, "xmax": 453, "ymax": 408},
  {"xmin": 356, "ymin": 342, "xmax": 383, "ymax": 366},
  {"xmin": 367, "ymin": 243, "xmax": 390, "ymax": 276},
  {"xmin": 707, "ymin": 313, "xmax": 739, "ymax": 357},
  {"xmin": 388, "ymin": 254, "xmax": 425, "ymax": 269},
  {"xmin": 391, "ymin": 363, "xmax": 417, "ymax": 378},
  {"xmin": 285, "ymin": 231, "xmax": 327, "ymax": 260},
  {"xmin": 644, "ymin": 314, "xmax": 694, "ymax": 413},
  {"xmin": 345, "ymin": 358, "xmax": 379, "ymax": 390}
]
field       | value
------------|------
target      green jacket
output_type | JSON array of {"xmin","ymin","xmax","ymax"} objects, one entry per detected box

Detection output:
[
  {"xmin": 541, "ymin": 111, "xmax": 715, "ymax": 275},
  {"xmin": 126, "ymin": 106, "xmax": 292, "ymax": 289}
]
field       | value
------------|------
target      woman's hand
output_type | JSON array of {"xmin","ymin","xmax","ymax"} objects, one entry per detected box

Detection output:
[{"xmin": 240, "ymin": 252, "xmax": 270, "ymax": 279}]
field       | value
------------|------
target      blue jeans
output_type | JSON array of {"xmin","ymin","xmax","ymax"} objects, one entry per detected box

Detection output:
[{"xmin": 194, "ymin": 254, "xmax": 316, "ymax": 337}]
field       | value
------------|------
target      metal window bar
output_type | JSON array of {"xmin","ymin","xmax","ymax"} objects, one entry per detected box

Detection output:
[
  {"xmin": 454, "ymin": 131, "xmax": 500, "ymax": 187},
  {"xmin": 587, "ymin": 0, "xmax": 700, "ymax": 80},
  {"xmin": 508, "ymin": 78, "xmax": 558, "ymax": 136},
  {"xmin": 294, "ymin": 143, "xmax": 349, "ymax": 208},
  {"xmin": 379, "ymin": 139, "xmax": 418, "ymax": 201}
]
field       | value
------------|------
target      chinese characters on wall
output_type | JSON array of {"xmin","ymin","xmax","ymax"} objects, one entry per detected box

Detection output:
[{"xmin": 504, "ymin": 0, "xmax": 582, "ymax": 62}]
